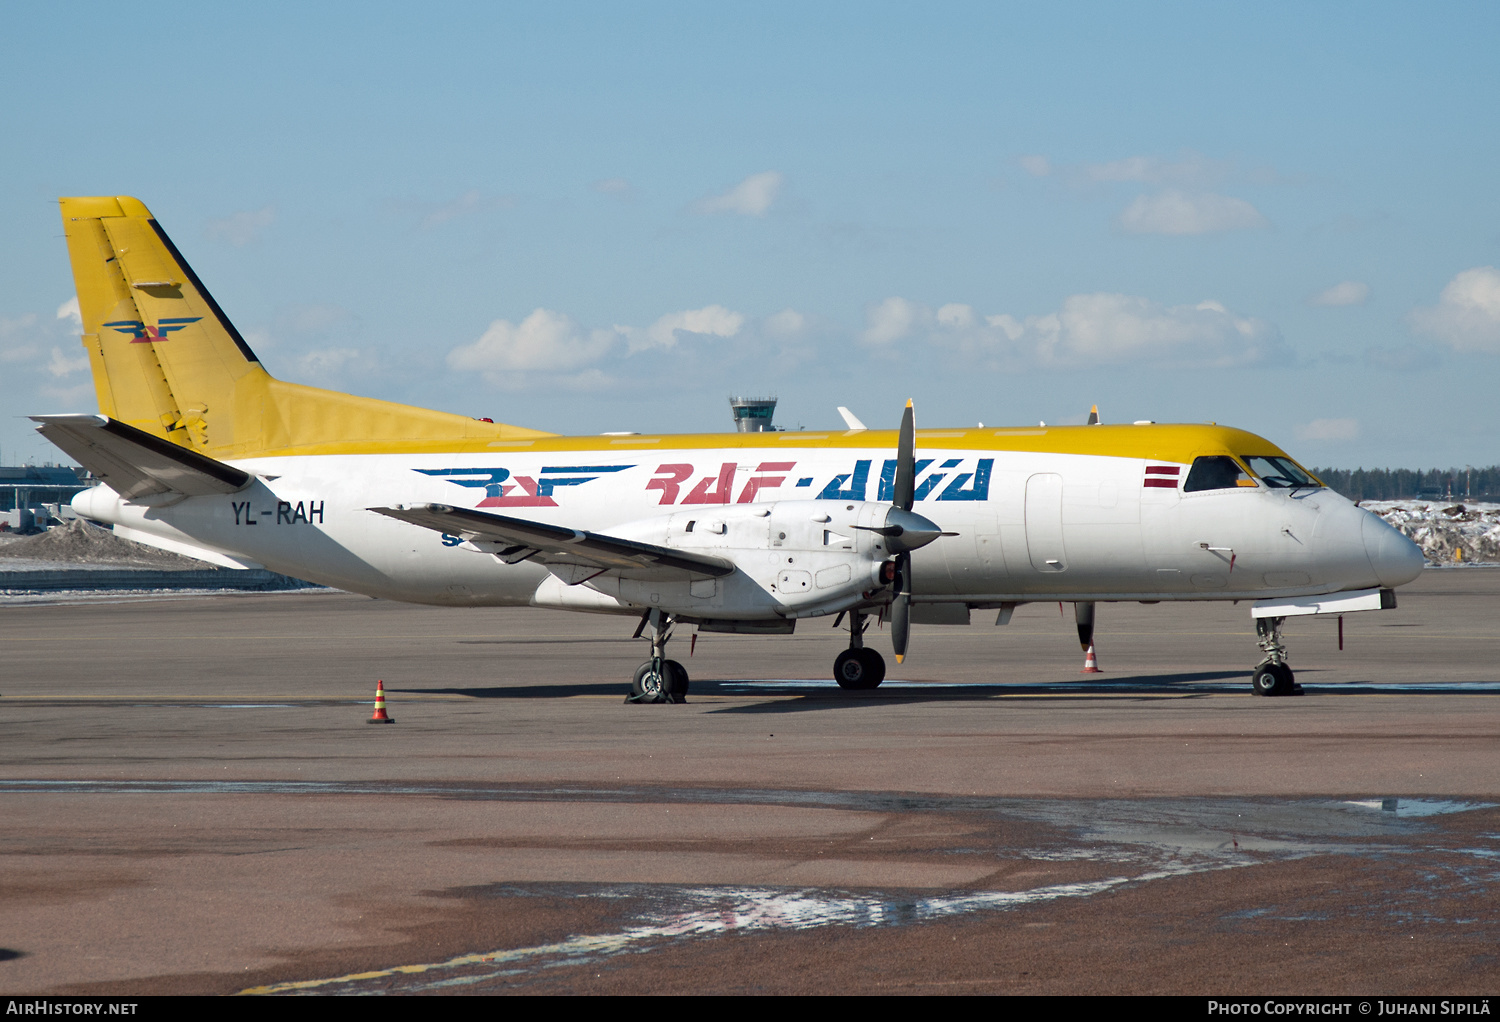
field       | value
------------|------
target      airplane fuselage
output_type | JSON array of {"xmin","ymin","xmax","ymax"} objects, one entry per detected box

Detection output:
[{"xmin": 72, "ymin": 427, "xmax": 1422, "ymax": 617}]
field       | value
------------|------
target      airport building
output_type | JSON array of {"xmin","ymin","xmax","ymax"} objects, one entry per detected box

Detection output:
[
  {"xmin": 0, "ymin": 465, "xmax": 89, "ymax": 531},
  {"xmin": 728, "ymin": 395, "xmax": 778, "ymax": 432}
]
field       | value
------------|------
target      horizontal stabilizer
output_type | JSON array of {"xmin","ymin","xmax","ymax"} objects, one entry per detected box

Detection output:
[
  {"xmin": 372, "ymin": 503, "xmax": 735, "ymax": 582},
  {"xmin": 31, "ymin": 414, "xmax": 251, "ymax": 499}
]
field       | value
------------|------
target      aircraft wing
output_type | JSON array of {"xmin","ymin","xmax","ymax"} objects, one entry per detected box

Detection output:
[
  {"xmin": 30, "ymin": 414, "xmax": 252, "ymax": 499},
  {"xmin": 371, "ymin": 503, "xmax": 736, "ymax": 582}
]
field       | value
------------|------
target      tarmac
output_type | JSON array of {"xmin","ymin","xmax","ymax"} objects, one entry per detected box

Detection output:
[{"xmin": 1, "ymin": 568, "xmax": 1498, "ymax": 995}]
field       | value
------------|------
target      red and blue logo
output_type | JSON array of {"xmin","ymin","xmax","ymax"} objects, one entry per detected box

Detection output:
[
  {"xmin": 416, "ymin": 465, "xmax": 634, "ymax": 508},
  {"xmin": 102, "ymin": 317, "xmax": 201, "ymax": 343}
]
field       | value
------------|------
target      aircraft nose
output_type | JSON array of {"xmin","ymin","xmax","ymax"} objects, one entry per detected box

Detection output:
[{"xmin": 1361, "ymin": 510, "xmax": 1424, "ymax": 587}]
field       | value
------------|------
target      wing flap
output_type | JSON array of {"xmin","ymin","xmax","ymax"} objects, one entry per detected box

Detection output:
[
  {"xmin": 372, "ymin": 503, "xmax": 735, "ymax": 582},
  {"xmin": 31, "ymin": 414, "xmax": 251, "ymax": 499}
]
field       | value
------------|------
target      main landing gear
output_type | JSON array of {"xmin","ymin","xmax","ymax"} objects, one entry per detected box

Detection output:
[
  {"xmin": 832, "ymin": 610, "xmax": 886, "ymax": 690},
  {"xmin": 626, "ymin": 609, "xmax": 689, "ymax": 704},
  {"xmin": 1251, "ymin": 615, "xmax": 1302, "ymax": 697}
]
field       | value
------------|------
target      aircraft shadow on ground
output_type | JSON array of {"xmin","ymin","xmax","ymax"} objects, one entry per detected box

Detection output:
[
  {"xmin": 397, "ymin": 684, "xmax": 623, "ymax": 700},
  {"xmin": 401, "ymin": 669, "xmax": 1252, "ymax": 707},
  {"xmin": 699, "ymin": 670, "xmax": 1255, "ymax": 713}
]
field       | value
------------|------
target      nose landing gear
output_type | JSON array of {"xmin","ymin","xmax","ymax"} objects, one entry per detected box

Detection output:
[
  {"xmin": 832, "ymin": 610, "xmax": 886, "ymax": 690},
  {"xmin": 626, "ymin": 609, "xmax": 689, "ymax": 704},
  {"xmin": 1251, "ymin": 615, "xmax": 1302, "ymax": 696}
]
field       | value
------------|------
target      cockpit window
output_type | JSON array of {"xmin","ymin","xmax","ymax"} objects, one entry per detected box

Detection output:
[
  {"xmin": 1183, "ymin": 455, "xmax": 1255, "ymax": 492},
  {"xmin": 1242, "ymin": 456, "xmax": 1321, "ymax": 489}
]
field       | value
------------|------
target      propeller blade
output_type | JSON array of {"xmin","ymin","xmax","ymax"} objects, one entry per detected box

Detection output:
[
  {"xmin": 893, "ymin": 399, "xmax": 915, "ymax": 511},
  {"xmin": 891, "ymin": 551, "xmax": 911, "ymax": 661},
  {"xmin": 1074, "ymin": 600, "xmax": 1095, "ymax": 652}
]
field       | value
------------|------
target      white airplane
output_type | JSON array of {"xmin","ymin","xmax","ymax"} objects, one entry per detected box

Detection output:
[{"xmin": 35, "ymin": 197, "xmax": 1424, "ymax": 701}]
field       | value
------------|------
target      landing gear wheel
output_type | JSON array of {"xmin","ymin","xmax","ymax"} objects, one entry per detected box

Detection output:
[
  {"xmin": 834, "ymin": 648, "xmax": 886, "ymax": 690},
  {"xmin": 629, "ymin": 660, "xmax": 689, "ymax": 703},
  {"xmin": 630, "ymin": 661, "xmax": 664, "ymax": 701},
  {"xmin": 1251, "ymin": 663, "xmax": 1297, "ymax": 697}
]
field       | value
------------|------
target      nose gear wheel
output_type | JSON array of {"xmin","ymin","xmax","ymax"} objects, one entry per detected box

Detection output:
[
  {"xmin": 833, "ymin": 610, "xmax": 885, "ymax": 689},
  {"xmin": 1251, "ymin": 616, "xmax": 1302, "ymax": 696}
]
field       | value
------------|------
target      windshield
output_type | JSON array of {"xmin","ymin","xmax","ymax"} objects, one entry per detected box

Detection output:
[
  {"xmin": 1183, "ymin": 455, "xmax": 1255, "ymax": 492},
  {"xmin": 1242, "ymin": 456, "xmax": 1321, "ymax": 489}
]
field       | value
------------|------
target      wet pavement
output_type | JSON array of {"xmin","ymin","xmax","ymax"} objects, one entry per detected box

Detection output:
[{"xmin": 216, "ymin": 792, "xmax": 1497, "ymax": 995}]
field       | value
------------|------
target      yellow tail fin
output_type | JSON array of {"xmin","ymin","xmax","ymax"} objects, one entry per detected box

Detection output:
[{"xmin": 59, "ymin": 196, "xmax": 552, "ymax": 457}]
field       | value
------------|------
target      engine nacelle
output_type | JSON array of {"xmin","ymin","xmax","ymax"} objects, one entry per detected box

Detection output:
[{"xmin": 579, "ymin": 499, "xmax": 924, "ymax": 620}]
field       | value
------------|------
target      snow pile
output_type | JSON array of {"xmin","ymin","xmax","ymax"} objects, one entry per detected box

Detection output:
[
  {"xmin": 1361, "ymin": 500, "xmax": 1500, "ymax": 566},
  {"xmin": 0, "ymin": 519, "xmax": 217, "ymax": 569}
]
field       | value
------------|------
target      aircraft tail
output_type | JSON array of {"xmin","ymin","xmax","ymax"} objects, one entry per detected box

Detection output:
[{"xmin": 58, "ymin": 197, "xmax": 551, "ymax": 458}]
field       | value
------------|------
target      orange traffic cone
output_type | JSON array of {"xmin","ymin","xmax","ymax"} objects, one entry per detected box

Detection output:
[
  {"xmin": 367, "ymin": 680, "xmax": 395, "ymax": 723},
  {"xmin": 1081, "ymin": 644, "xmax": 1102, "ymax": 674}
]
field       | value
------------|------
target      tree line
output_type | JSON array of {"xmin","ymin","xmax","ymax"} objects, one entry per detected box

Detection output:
[{"xmin": 1309, "ymin": 466, "xmax": 1500, "ymax": 502}]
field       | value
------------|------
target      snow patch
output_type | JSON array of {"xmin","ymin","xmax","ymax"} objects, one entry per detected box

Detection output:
[{"xmin": 1361, "ymin": 499, "xmax": 1500, "ymax": 566}]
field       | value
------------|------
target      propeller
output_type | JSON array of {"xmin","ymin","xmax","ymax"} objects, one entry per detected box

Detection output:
[
  {"xmin": 853, "ymin": 400, "xmax": 952, "ymax": 662},
  {"xmin": 890, "ymin": 400, "xmax": 916, "ymax": 662}
]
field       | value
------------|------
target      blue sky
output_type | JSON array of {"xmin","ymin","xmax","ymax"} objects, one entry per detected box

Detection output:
[{"xmin": 3, "ymin": 2, "xmax": 1498, "ymax": 468}]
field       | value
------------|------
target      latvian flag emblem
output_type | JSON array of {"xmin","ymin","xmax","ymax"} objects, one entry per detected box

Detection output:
[{"xmin": 1143, "ymin": 465, "xmax": 1181, "ymax": 489}]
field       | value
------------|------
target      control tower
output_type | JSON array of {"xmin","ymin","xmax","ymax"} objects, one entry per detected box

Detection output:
[{"xmin": 728, "ymin": 395, "xmax": 778, "ymax": 432}]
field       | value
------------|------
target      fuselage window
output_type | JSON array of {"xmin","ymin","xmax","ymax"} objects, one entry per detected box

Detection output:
[
  {"xmin": 1184, "ymin": 455, "xmax": 1255, "ymax": 492},
  {"xmin": 1242, "ymin": 456, "xmax": 1321, "ymax": 489}
]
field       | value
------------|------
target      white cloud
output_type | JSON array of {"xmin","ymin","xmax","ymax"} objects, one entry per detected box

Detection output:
[
  {"xmin": 693, "ymin": 171, "xmax": 783, "ymax": 217},
  {"xmin": 1116, "ymin": 190, "xmax": 1268, "ymax": 235},
  {"xmin": 56, "ymin": 296, "xmax": 81, "ymax": 329},
  {"xmin": 860, "ymin": 296, "xmax": 930, "ymax": 347},
  {"xmin": 46, "ymin": 347, "xmax": 89, "ymax": 378},
  {"xmin": 449, "ymin": 309, "xmax": 620, "ymax": 375},
  {"xmin": 861, "ymin": 292, "xmax": 1279, "ymax": 369},
  {"xmin": 1018, "ymin": 155, "xmax": 1052, "ymax": 178},
  {"xmin": 1022, "ymin": 151, "xmax": 1234, "ymax": 188},
  {"xmin": 1299, "ymin": 418, "xmax": 1360, "ymax": 442},
  {"xmin": 1308, "ymin": 281, "xmax": 1370, "ymax": 307},
  {"xmin": 622, "ymin": 305, "xmax": 744, "ymax": 353},
  {"xmin": 204, "ymin": 205, "xmax": 275, "ymax": 246},
  {"xmin": 417, "ymin": 190, "xmax": 510, "ymax": 229},
  {"xmin": 1026, "ymin": 294, "xmax": 1278, "ymax": 367},
  {"xmin": 1409, "ymin": 266, "xmax": 1500, "ymax": 353},
  {"xmin": 592, "ymin": 178, "xmax": 634, "ymax": 198},
  {"xmin": 1081, "ymin": 152, "xmax": 1229, "ymax": 187}
]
